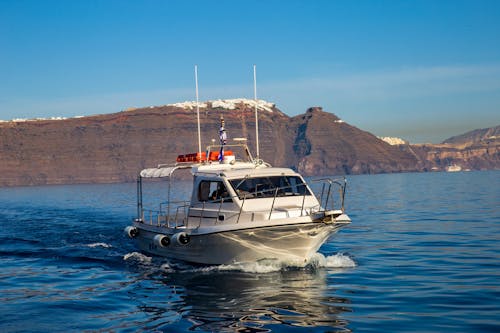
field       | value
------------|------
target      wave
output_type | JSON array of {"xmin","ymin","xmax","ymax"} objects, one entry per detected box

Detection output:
[
  {"xmin": 123, "ymin": 252, "xmax": 356, "ymax": 274},
  {"xmin": 216, "ymin": 253, "xmax": 356, "ymax": 273},
  {"xmin": 86, "ymin": 242, "xmax": 112, "ymax": 248},
  {"xmin": 310, "ymin": 252, "xmax": 357, "ymax": 268},
  {"xmin": 123, "ymin": 251, "xmax": 152, "ymax": 264}
]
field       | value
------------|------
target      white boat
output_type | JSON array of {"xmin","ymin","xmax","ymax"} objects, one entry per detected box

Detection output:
[
  {"xmin": 125, "ymin": 66, "xmax": 350, "ymax": 265},
  {"xmin": 446, "ymin": 164, "xmax": 462, "ymax": 172},
  {"xmin": 125, "ymin": 124, "xmax": 351, "ymax": 265}
]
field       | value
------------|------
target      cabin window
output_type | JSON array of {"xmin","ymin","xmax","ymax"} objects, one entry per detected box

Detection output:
[
  {"xmin": 198, "ymin": 180, "xmax": 232, "ymax": 202},
  {"xmin": 229, "ymin": 176, "xmax": 311, "ymax": 200}
]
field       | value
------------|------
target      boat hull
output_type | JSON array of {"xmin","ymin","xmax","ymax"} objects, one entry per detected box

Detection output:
[{"xmin": 130, "ymin": 221, "xmax": 347, "ymax": 265}]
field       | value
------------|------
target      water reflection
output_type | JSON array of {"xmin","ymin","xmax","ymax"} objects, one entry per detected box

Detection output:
[{"xmin": 129, "ymin": 264, "xmax": 352, "ymax": 332}]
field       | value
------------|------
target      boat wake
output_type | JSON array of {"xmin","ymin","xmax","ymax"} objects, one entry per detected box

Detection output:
[
  {"xmin": 123, "ymin": 251, "xmax": 356, "ymax": 274},
  {"xmin": 123, "ymin": 251, "xmax": 152, "ymax": 264},
  {"xmin": 308, "ymin": 252, "xmax": 357, "ymax": 268},
  {"xmin": 86, "ymin": 242, "xmax": 113, "ymax": 248}
]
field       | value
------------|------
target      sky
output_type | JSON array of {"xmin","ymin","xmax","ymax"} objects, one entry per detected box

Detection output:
[{"xmin": 1, "ymin": 0, "xmax": 499, "ymax": 143}]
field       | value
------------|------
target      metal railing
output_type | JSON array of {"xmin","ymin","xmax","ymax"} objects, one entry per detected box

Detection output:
[
  {"xmin": 311, "ymin": 177, "xmax": 347, "ymax": 212},
  {"xmin": 138, "ymin": 178, "xmax": 347, "ymax": 227},
  {"xmin": 140, "ymin": 200, "xmax": 190, "ymax": 227}
]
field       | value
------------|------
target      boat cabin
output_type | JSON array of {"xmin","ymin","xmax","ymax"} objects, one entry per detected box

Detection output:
[{"xmin": 136, "ymin": 143, "xmax": 328, "ymax": 229}]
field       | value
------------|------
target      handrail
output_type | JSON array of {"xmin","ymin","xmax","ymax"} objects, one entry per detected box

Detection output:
[
  {"xmin": 216, "ymin": 198, "xmax": 224, "ymax": 224},
  {"xmin": 311, "ymin": 177, "xmax": 347, "ymax": 212},
  {"xmin": 301, "ymin": 190, "xmax": 307, "ymax": 216},
  {"xmin": 268, "ymin": 187, "xmax": 279, "ymax": 220},
  {"xmin": 232, "ymin": 181, "xmax": 312, "ymax": 200},
  {"xmin": 140, "ymin": 208, "xmax": 161, "ymax": 225},
  {"xmin": 237, "ymin": 196, "xmax": 245, "ymax": 224},
  {"xmin": 139, "ymin": 178, "xmax": 346, "ymax": 226},
  {"xmin": 205, "ymin": 143, "xmax": 254, "ymax": 163}
]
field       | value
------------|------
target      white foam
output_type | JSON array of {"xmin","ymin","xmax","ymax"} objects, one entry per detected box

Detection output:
[
  {"xmin": 188, "ymin": 253, "xmax": 356, "ymax": 273},
  {"xmin": 219, "ymin": 259, "xmax": 293, "ymax": 273},
  {"xmin": 309, "ymin": 252, "xmax": 356, "ymax": 268},
  {"xmin": 123, "ymin": 252, "xmax": 355, "ymax": 273},
  {"xmin": 123, "ymin": 251, "xmax": 152, "ymax": 264},
  {"xmin": 160, "ymin": 263, "xmax": 175, "ymax": 273},
  {"xmin": 86, "ymin": 242, "xmax": 112, "ymax": 248}
]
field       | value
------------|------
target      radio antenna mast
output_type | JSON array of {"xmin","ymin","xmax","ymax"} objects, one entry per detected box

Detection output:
[
  {"xmin": 253, "ymin": 64, "xmax": 260, "ymax": 160},
  {"xmin": 195, "ymin": 65, "xmax": 202, "ymax": 154}
]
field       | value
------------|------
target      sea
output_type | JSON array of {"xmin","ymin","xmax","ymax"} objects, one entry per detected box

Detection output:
[{"xmin": 0, "ymin": 170, "xmax": 499, "ymax": 333}]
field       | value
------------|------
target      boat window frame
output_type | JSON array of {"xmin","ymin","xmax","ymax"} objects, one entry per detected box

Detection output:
[
  {"xmin": 197, "ymin": 179, "xmax": 233, "ymax": 203},
  {"xmin": 229, "ymin": 175, "xmax": 311, "ymax": 200}
]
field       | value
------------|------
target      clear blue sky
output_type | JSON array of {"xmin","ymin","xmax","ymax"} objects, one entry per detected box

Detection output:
[{"xmin": 1, "ymin": 0, "xmax": 499, "ymax": 143}]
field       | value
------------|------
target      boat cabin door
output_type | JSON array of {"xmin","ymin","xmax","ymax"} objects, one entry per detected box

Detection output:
[{"xmin": 191, "ymin": 176, "xmax": 233, "ymax": 204}]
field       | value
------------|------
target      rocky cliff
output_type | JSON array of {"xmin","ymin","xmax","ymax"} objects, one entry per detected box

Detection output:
[
  {"xmin": 0, "ymin": 100, "xmax": 285, "ymax": 186},
  {"xmin": 0, "ymin": 100, "xmax": 497, "ymax": 186},
  {"xmin": 442, "ymin": 125, "xmax": 500, "ymax": 146},
  {"xmin": 289, "ymin": 107, "xmax": 419, "ymax": 175},
  {"xmin": 408, "ymin": 126, "xmax": 500, "ymax": 171}
]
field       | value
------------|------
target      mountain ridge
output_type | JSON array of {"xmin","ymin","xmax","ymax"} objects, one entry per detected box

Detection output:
[
  {"xmin": 442, "ymin": 125, "xmax": 500, "ymax": 146},
  {"xmin": 0, "ymin": 100, "xmax": 498, "ymax": 186}
]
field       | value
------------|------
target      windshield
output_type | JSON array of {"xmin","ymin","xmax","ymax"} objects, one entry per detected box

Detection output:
[{"xmin": 229, "ymin": 176, "xmax": 311, "ymax": 200}]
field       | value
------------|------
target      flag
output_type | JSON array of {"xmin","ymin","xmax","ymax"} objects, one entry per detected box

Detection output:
[
  {"xmin": 218, "ymin": 116, "xmax": 227, "ymax": 161},
  {"xmin": 218, "ymin": 124, "xmax": 227, "ymax": 161}
]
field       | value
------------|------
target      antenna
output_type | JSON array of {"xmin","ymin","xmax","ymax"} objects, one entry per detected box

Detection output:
[
  {"xmin": 253, "ymin": 64, "xmax": 260, "ymax": 159},
  {"xmin": 195, "ymin": 65, "xmax": 202, "ymax": 155}
]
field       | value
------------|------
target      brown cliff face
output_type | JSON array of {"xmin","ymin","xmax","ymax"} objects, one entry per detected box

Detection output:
[
  {"xmin": 404, "ymin": 125, "xmax": 500, "ymax": 171},
  {"xmin": 0, "ymin": 102, "xmax": 497, "ymax": 187},
  {"xmin": 0, "ymin": 102, "xmax": 294, "ymax": 186},
  {"xmin": 410, "ymin": 138, "xmax": 500, "ymax": 171},
  {"xmin": 442, "ymin": 125, "xmax": 500, "ymax": 146},
  {"xmin": 289, "ymin": 107, "xmax": 420, "ymax": 175}
]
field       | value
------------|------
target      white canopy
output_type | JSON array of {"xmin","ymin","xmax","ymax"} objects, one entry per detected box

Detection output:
[
  {"xmin": 140, "ymin": 167, "xmax": 175, "ymax": 178},
  {"xmin": 139, "ymin": 165, "xmax": 191, "ymax": 178}
]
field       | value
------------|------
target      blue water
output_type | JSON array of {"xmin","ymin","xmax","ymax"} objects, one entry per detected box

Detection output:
[{"xmin": 0, "ymin": 171, "xmax": 499, "ymax": 332}]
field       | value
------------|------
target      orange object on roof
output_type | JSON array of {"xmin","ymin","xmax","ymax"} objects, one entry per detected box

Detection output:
[
  {"xmin": 177, "ymin": 150, "xmax": 233, "ymax": 163},
  {"xmin": 208, "ymin": 151, "xmax": 219, "ymax": 161},
  {"xmin": 176, "ymin": 152, "xmax": 206, "ymax": 163}
]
